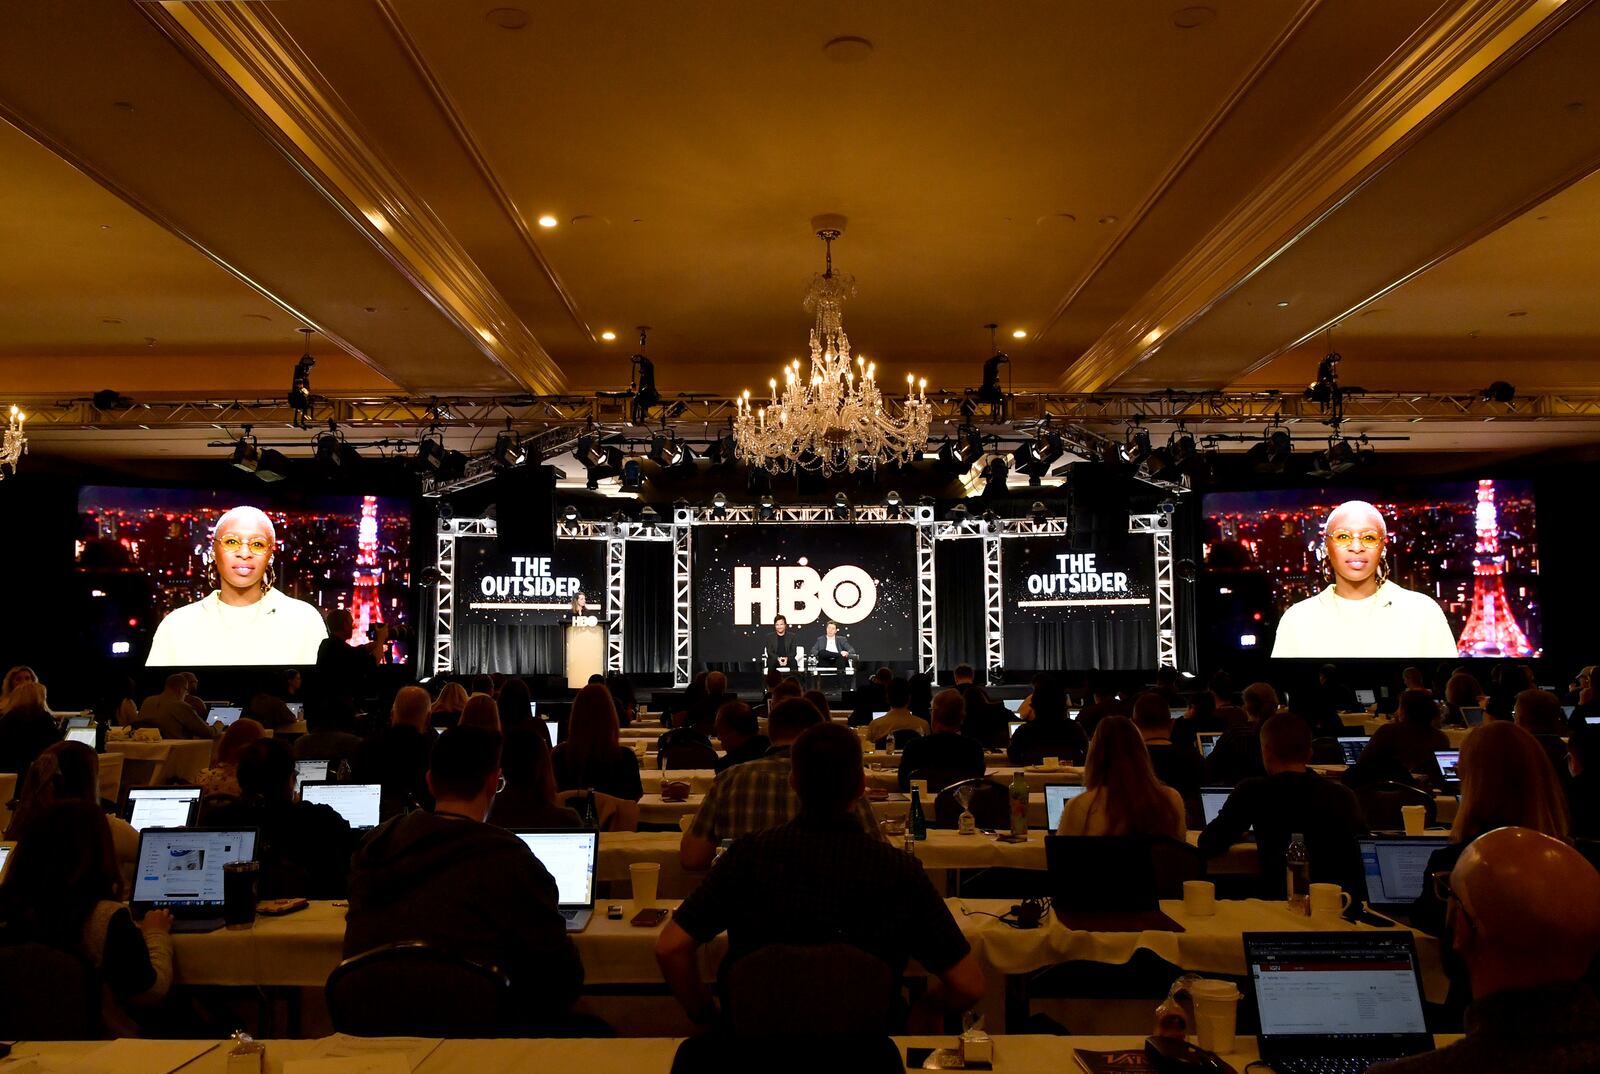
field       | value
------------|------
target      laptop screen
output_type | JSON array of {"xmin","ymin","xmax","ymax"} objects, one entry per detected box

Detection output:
[
  {"xmin": 285, "ymin": 701, "xmax": 304, "ymax": 718},
  {"xmin": 1588, "ymin": 716, "xmax": 1600, "ymax": 726},
  {"xmin": 1197, "ymin": 732, "xmax": 1221, "ymax": 757},
  {"xmin": 544, "ymin": 720, "xmax": 559, "ymax": 747},
  {"xmin": 208, "ymin": 706, "xmax": 243, "ymax": 727},
  {"xmin": 294, "ymin": 759, "xmax": 329, "ymax": 795},
  {"xmin": 1434, "ymin": 750, "xmax": 1461, "ymax": 782},
  {"xmin": 301, "ymin": 783, "xmax": 382, "ymax": 828},
  {"xmin": 1354, "ymin": 689, "xmax": 1376, "ymax": 707},
  {"xmin": 1002, "ymin": 699, "xmax": 1024, "ymax": 713},
  {"xmin": 65, "ymin": 726, "xmax": 98, "ymax": 748},
  {"xmin": 516, "ymin": 830, "xmax": 598, "ymax": 908},
  {"xmin": 1044, "ymin": 783, "xmax": 1088, "ymax": 830},
  {"xmin": 1461, "ymin": 706, "xmax": 1484, "ymax": 727},
  {"xmin": 1360, "ymin": 837, "xmax": 1451, "ymax": 908},
  {"xmin": 0, "ymin": 842, "xmax": 12, "ymax": 881},
  {"xmin": 1008, "ymin": 721, "xmax": 1023, "ymax": 738},
  {"xmin": 1200, "ymin": 787, "xmax": 1231, "ymax": 825},
  {"xmin": 132, "ymin": 828, "xmax": 257, "ymax": 908},
  {"xmin": 126, "ymin": 787, "xmax": 201, "ymax": 832},
  {"xmin": 1337, "ymin": 737, "xmax": 1367, "ymax": 766},
  {"xmin": 1246, "ymin": 933, "xmax": 1428, "ymax": 1042}
]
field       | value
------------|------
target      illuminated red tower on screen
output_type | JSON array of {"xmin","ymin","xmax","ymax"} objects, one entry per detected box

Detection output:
[
  {"xmin": 350, "ymin": 496, "xmax": 384, "ymax": 646},
  {"xmin": 1456, "ymin": 479, "xmax": 1535, "ymax": 657}
]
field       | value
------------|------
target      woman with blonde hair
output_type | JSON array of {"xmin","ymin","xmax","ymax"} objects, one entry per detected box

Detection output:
[
  {"xmin": 430, "ymin": 682, "xmax": 469, "ymax": 729},
  {"xmin": 0, "ymin": 665, "xmax": 38, "ymax": 712},
  {"xmin": 1056, "ymin": 715, "xmax": 1185, "ymax": 840},
  {"xmin": 1410, "ymin": 720, "xmax": 1568, "ymax": 935},
  {"xmin": 0, "ymin": 681, "xmax": 60, "ymax": 777},
  {"xmin": 7, "ymin": 741, "xmax": 140, "ymax": 890},
  {"xmin": 552, "ymin": 683, "xmax": 642, "ymax": 801},
  {"xmin": 459, "ymin": 692, "xmax": 501, "ymax": 732},
  {"xmin": 197, "ymin": 718, "xmax": 266, "ymax": 798}
]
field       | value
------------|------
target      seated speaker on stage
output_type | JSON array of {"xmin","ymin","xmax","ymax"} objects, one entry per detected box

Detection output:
[
  {"xmin": 809, "ymin": 620, "xmax": 856, "ymax": 670},
  {"xmin": 761, "ymin": 614, "xmax": 802, "ymax": 674}
]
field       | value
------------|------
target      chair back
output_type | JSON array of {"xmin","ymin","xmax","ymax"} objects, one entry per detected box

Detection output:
[
  {"xmin": 932, "ymin": 777, "xmax": 1010, "ymax": 829},
  {"xmin": 198, "ymin": 792, "xmax": 241, "ymax": 824},
  {"xmin": 907, "ymin": 767, "xmax": 980, "ymax": 797},
  {"xmin": 557, "ymin": 788, "xmax": 639, "ymax": 832},
  {"xmin": 1309, "ymin": 737, "xmax": 1345, "ymax": 766},
  {"xmin": 1354, "ymin": 780, "xmax": 1437, "ymax": 832},
  {"xmin": 660, "ymin": 743, "xmax": 719, "ymax": 771},
  {"xmin": 0, "ymin": 941, "xmax": 101, "ymax": 1039},
  {"xmin": 326, "ymin": 941, "xmax": 514, "ymax": 1037},
  {"xmin": 724, "ymin": 942, "xmax": 895, "ymax": 1036},
  {"xmin": 1148, "ymin": 836, "xmax": 1206, "ymax": 898}
]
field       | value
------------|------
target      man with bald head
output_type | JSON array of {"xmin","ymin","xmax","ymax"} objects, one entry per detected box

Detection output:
[
  {"xmin": 1373, "ymin": 827, "xmax": 1600, "ymax": 1073},
  {"xmin": 1271, "ymin": 499, "xmax": 1457, "ymax": 659}
]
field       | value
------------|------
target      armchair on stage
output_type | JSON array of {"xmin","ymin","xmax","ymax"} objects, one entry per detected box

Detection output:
[{"xmin": 760, "ymin": 637, "xmax": 856, "ymax": 683}]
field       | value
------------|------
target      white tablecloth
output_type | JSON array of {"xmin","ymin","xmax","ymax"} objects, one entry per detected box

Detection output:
[{"xmin": 104, "ymin": 738, "xmax": 214, "ymax": 783}]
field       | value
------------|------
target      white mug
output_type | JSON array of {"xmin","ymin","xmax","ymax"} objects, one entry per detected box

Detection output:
[
  {"xmin": 1308, "ymin": 882, "xmax": 1351, "ymax": 916},
  {"xmin": 1182, "ymin": 879, "xmax": 1216, "ymax": 916},
  {"xmin": 1043, "ymin": 756, "xmax": 1061, "ymax": 769}
]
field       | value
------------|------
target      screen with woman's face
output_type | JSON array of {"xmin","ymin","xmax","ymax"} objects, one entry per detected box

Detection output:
[
  {"xmin": 75, "ymin": 486, "xmax": 413, "ymax": 666},
  {"xmin": 1201, "ymin": 478, "xmax": 1541, "ymax": 659}
]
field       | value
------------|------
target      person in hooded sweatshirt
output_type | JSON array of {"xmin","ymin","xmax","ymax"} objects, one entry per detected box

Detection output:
[{"xmin": 344, "ymin": 725, "xmax": 584, "ymax": 1030}]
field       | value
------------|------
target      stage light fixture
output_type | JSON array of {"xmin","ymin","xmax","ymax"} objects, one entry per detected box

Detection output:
[
  {"xmin": 620, "ymin": 458, "xmax": 644, "ymax": 489},
  {"xmin": 1030, "ymin": 500, "xmax": 1048, "ymax": 523},
  {"xmin": 629, "ymin": 328, "xmax": 660, "ymax": 424},
  {"xmin": 287, "ymin": 329, "xmax": 317, "ymax": 426},
  {"xmin": 832, "ymin": 492, "xmax": 852, "ymax": 520},
  {"xmin": 947, "ymin": 503, "xmax": 969, "ymax": 523},
  {"xmin": 1143, "ymin": 446, "xmax": 1176, "ymax": 481},
  {"xmin": 1246, "ymin": 428, "xmax": 1294, "ymax": 474},
  {"xmin": 254, "ymin": 448, "xmax": 293, "ymax": 483},
  {"xmin": 438, "ymin": 449, "xmax": 468, "ymax": 482},
  {"xmin": 649, "ymin": 432, "xmax": 692, "ymax": 470},
  {"xmin": 92, "ymin": 389, "xmax": 132, "ymax": 410},
  {"xmin": 562, "ymin": 505, "xmax": 580, "ymax": 523},
  {"xmin": 1125, "ymin": 425, "xmax": 1153, "ymax": 466},
  {"xmin": 231, "ymin": 428, "xmax": 261, "ymax": 474},
  {"xmin": 758, "ymin": 493, "xmax": 776, "ymax": 520},
  {"xmin": 492, "ymin": 430, "xmax": 527, "ymax": 468},
  {"xmin": 414, "ymin": 433, "xmax": 446, "ymax": 474},
  {"xmin": 638, "ymin": 505, "xmax": 661, "ymax": 524},
  {"xmin": 1481, "ymin": 380, "xmax": 1516, "ymax": 404},
  {"xmin": 885, "ymin": 490, "xmax": 903, "ymax": 518},
  {"xmin": 711, "ymin": 492, "xmax": 728, "ymax": 518},
  {"xmin": 313, "ymin": 424, "xmax": 360, "ymax": 476},
  {"xmin": 419, "ymin": 565, "xmax": 443, "ymax": 585},
  {"xmin": 1305, "ymin": 352, "xmax": 1340, "ymax": 406},
  {"xmin": 707, "ymin": 431, "xmax": 737, "ymax": 465}
]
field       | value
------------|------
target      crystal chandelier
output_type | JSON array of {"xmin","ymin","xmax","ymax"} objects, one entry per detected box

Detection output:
[
  {"xmin": 734, "ymin": 229, "xmax": 932, "ymax": 475},
  {"xmin": 0, "ymin": 406, "xmax": 26, "ymax": 479}
]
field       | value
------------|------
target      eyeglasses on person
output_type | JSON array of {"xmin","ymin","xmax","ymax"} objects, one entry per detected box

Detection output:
[
  {"xmin": 1327, "ymin": 529, "xmax": 1383, "ymax": 550},
  {"xmin": 216, "ymin": 534, "xmax": 273, "ymax": 556}
]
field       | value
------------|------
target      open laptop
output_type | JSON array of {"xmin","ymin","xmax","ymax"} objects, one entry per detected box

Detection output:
[
  {"xmin": 513, "ymin": 829, "xmax": 599, "ymax": 932},
  {"xmin": 1359, "ymin": 836, "xmax": 1450, "ymax": 918},
  {"xmin": 1460, "ymin": 705, "xmax": 1484, "ymax": 728},
  {"xmin": 1196, "ymin": 731, "xmax": 1221, "ymax": 757},
  {"xmin": 131, "ymin": 827, "xmax": 258, "ymax": 933},
  {"xmin": 208, "ymin": 705, "xmax": 244, "ymax": 727},
  {"xmin": 125, "ymin": 786, "xmax": 202, "ymax": 832},
  {"xmin": 1008, "ymin": 720, "xmax": 1024, "ymax": 739},
  {"xmin": 294, "ymin": 759, "xmax": 330, "ymax": 795},
  {"xmin": 542, "ymin": 719, "xmax": 559, "ymax": 747},
  {"xmin": 301, "ymin": 781, "xmax": 382, "ymax": 829},
  {"xmin": 65, "ymin": 725, "xmax": 98, "ymax": 748},
  {"xmin": 285, "ymin": 701, "xmax": 304, "ymax": 719},
  {"xmin": 1044, "ymin": 783, "xmax": 1088, "ymax": 831},
  {"xmin": 1199, "ymin": 785, "xmax": 1252, "ymax": 835},
  {"xmin": 1587, "ymin": 716, "xmax": 1600, "ymax": 726},
  {"xmin": 1002, "ymin": 698, "xmax": 1024, "ymax": 713},
  {"xmin": 1354, "ymin": 688, "xmax": 1376, "ymax": 707},
  {"xmin": 1336, "ymin": 736, "xmax": 1368, "ymax": 766},
  {"xmin": 1434, "ymin": 750, "xmax": 1461, "ymax": 788},
  {"xmin": 63, "ymin": 715, "xmax": 95, "ymax": 730},
  {"xmin": 0, "ymin": 841, "xmax": 13, "ymax": 882},
  {"xmin": 1244, "ymin": 932, "xmax": 1433, "ymax": 1073},
  {"xmin": 1044, "ymin": 835, "xmax": 1180, "ymax": 931}
]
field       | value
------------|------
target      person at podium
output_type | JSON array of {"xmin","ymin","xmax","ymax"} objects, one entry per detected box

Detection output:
[
  {"xmin": 762, "ymin": 614, "xmax": 798, "ymax": 672},
  {"xmin": 809, "ymin": 620, "xmax": 855, "ymax": 669}
]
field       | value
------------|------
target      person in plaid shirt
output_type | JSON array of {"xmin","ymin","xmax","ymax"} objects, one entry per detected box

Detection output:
[{"xmin": 678, "ymin": 697, "xmax": 880, "ymax": 869}]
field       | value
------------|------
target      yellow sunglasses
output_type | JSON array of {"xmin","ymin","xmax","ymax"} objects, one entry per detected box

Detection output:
[{"xmin": 216, "ymin": 534, "xmax": 272, "ymax": 556}]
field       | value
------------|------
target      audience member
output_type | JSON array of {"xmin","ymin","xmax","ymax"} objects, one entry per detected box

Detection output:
[
  {"xmin": 197, "ymin": 717, "xmax": 265, "ymax": 798},
  {"xmin": 712, "ymin": 701, "xmax": 769, "ymax": 773},
  {"xmin": 1348, "ymin": 688, "xmax": 1449, "ymax": 788},
  {"xmin": 1008, "ymin": 675, "xmax": 1086, "ymax": 766},
  {"xmin": 951, "ymin": 663, "xmax": 976, "ymax": 696},
  {"xmin": 1057, "ymin": 716, "xmax": 1184, "ymax": 840},
  {"xmin": 459, "ymin": 692, "xmax": 501, "ymax": 732},
  {"xmin": 1442, "ymin": 670, "xmax": 1485, "ymax": 726},
  {"xmin": 865, "ymin": 678, "xmax": 930, "ymax": 746},
  {"xmin": 0, "ymin": 682, "xmax": 62, "ymax": 777},
  {"xmin": 208, "ymin": 738, "xmax": 355, "ymax": 899},
  {"xmin": 907, "ymin": 673, "xmax": 935, "ymax": 720},
  {"xmin": 1410, "ymin": 721, "xmax": 1570, "ymax": 937},
  {"xmin": 355, "ymin": 684, "xmax": 436, "ymax": 819},
  {"xmin": 292, "ymin": 696, "xmax": 364, "ymax": 767},
  {"xmin": 133, "ymin": 674, "xmax": 214, "ymax": 740},
  {"xmin": 1198, "ymin": 713, "xmax": 1368, "ymax": 897},
  {"xmin": 345, "ymin": 727, "xmax": 585, "ymax": 1030},
  {"xmin": 1150, "ymin": 666, "xmax": 1184, "ymax": 708},
  {"xmin": 1371, "ymin": 828, "xmax": 1600, "ymax": 1074},
  {"xmin": 1173, "ymin": 690, "xmax": 1227, "ymax": 748},
  {"xmin": 1207, "ymin": 671, "xmax": 1246, "ymax": 728},
  {"xmin": 101, "ymin": 675, "xmax": 139, "ymax": 727},
  {"xmin": 1075, "ymin": 672, "xmax": 1131, "ymax": 740},
  {"xmin": 1131, "ymin": 692, "xmax": 1205, "ymax": 825},
  {"xmin": 1566, "ymin": 724, "xmax": 1600, "ymax": 839},
  {"xmin": 657, "ymin": 722, "xmax": 983, "ymax": 1030},
  {"xmin": 314, "ymin": 609, "xmax": 384, "ymax": 714},
  {"xmin": 497, "ymin": 677, "xmax": 535, "ymax": 728},
  {"xmin": 180, "ymin": 673, "xmax": 208, "ymax": 721},
  {"xmin": 848, "ymin": 667, "xmax": 894, "ymax": 726},
  {"xmin": 0, "ymin": 665, "xmax": 37, "ymax": 712},
  {"xmin": 242, "ymin": 670, "xmax": 299, "ymax": 729},
  {"xmin": 430, "ymin": 682, "xmax": 469, "ymax": 729},
  {"xmin": 802, "ymin": 689, "xmax": 831, "ymax": 721},
  {"xmin": 1204, "ymin": 681, "xmax": 1275, "ymax": 785},
  {"xmin": 5, "ymin": 741, "xmax": 138, "ymax": 887},
  {"xmin": 491, "ymin": 716, "xmax": 584, "ymax": 830},
  {"xmin": 1314, "ymin": 663, "xmax": 1359, "ymax": 714},
  {"xmin": 552, "ymin": 683, "xmax": 643, "ymax": 801},
  {"xmin": 959, "ymin": 685, "xmax": 1010, "ymax": 751},
  {"xmin": 1514, "ymin": 688, "xmax": 1571, "ymax": 775},
  {"xmin": 0, "ymin": 800, "xmax": 172, "ymax": 1036},
  {"xmin": 605, "ymin": 672, "xmax": 637, "ymax": 728},
  {"xmin": 897, "ymin": 689, "xmax": 985, "ymax": 792},
  {"xmin": 680, "ymin": 699, "xmax": 880, "ymax": 869}
]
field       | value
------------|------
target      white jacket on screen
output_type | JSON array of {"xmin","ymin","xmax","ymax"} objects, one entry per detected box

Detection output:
[
  {"xmin": 146, "ymin": 587, "xmax": 327, "ymax": 667},
  {"xmin": 1270, "ymin": 581, "xmax": 1458, "ymax": 660}
]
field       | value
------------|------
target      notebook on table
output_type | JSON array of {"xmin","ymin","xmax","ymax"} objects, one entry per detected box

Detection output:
[
  {"xmin": 1244, "ymin": 931, "xmax": 1433, "ymax": 1073},
  {"xmin": 512, "ymin": 829, "xmax": 599, "ymax": 932},
  {"xmin": 294, "ymin": 759, "xmax": 329, "ymax": 795},
  {"xmin": 1043, "ymin": 783, "xmax": 1088, "ymax": 831},
  {"xmin": 125, "ymin": 786, "xmax": 202, "ymax": 832},
  {"xmin": 300, "ymin": 781, "xmax": 382, "ymax": 829},
  {"xmin": 1359, "ymin": 836, "xmax": 1451, "ymax": 917},
  {"xmin": 130, "ymin": 827, "xmax": 258, "ymax": 933}
]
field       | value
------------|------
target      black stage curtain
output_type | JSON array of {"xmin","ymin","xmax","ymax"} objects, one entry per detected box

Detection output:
[
  {"xmin": 625, "ymin": 541, "xmax": 672, "ymax": 675},
  {"xmin": 936, "ymin": 539, "xmax": 985, "ymax": 673},
  {"xmin": 453, "ymin": 622, "xmax": 563, "ymax": 675},
  {"xmin": 1010, "ymin": 619, "xmax": 1155, "ymax": 672}
]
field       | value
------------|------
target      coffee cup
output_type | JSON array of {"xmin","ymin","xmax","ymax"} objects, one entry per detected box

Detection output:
[
  {"xmin": 1308, "ymin": 882, "xmax": 1352, "ymax": 917},
  {"xmin": 1189, "ymin": 979, "xmax": 1241, "ymax": 1053},
  {"xmin": 222, "ymin": 860, "xmax": 260, "ymax": 929},
  {"xmin": 911, "ymin": 779, "xmax": 930, "ymax": 799},
  {"xmin": 1043, "ymin": 756, "xmax": 1060, "ymax": 769},
  {"xmin": 1181, "ymin": 879, "xmax": 1216, "ymax": 917},
  {"xmin": 629, "ymin": 862, "xmax": 661, "ymax": 911},
  {"xmin": 1401, "ymin": 804, "xmax": 1427, "ymax": 836}
]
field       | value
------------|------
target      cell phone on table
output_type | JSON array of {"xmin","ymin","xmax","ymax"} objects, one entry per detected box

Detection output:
[
  {"xmin": 630, "ymin": 907, "xmax": 670, "ymax": 927},
  {"xmin": 257, "ymin": 898, "xmax": 310, "ymax": 916}
]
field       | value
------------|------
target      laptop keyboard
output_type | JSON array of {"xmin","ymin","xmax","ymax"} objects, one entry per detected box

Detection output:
[
  {"xmin": 1271, "ymin": 1057, "xmax": 1408, "ymax": 1074},
  {"xmin": 560, "ymin": 909, "xmax": 578, "ymax": 921}
]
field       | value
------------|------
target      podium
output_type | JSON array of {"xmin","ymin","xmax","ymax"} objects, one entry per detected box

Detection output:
[{"xmin": 565, "ymin": 615, "xmax": 606, "ymax": 689}]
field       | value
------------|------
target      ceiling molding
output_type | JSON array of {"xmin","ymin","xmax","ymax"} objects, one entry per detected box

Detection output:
[
  {"xmin": 144, "ymin": 0, "xmax": 566, "ymax": 395},
  {"xmin": 1059, "ymin": 0, "xmax": 1571, "ymax": 392}
]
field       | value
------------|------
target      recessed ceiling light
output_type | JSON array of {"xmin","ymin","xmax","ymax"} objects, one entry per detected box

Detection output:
[
  {"xmin": 1141, "ymin": 329, "xmax": 1162, "ymax": 346},
  {"xmin": 537, "ymin": 214, "xmax": 559, "ymax": 228},
  {"xmin": 486, "ymin": 7, "xmax": 528, "ymax": 29},
  {"xmin": 600, "ymin": 331, "xmax": 617, "ymax": 341},
  {"xmin": 1098, "ymin": 215, "xmax": 1118, "ymax": 225},
  {"xmin": 111, "ymin": 101, "xmax": 134, "ymax": 112},
  {"xmin": 99, "ymin": 224, "xmax": 111, "ymax": 230},
  {"xmin": 101, "ymin": 318, "xmax": 122, "ymax": 325},
  {"xmin": 244, "ymin": 313, "xmax": 272, "ymax": 321},
  {"xmin": 1172, "ymin": 6, "xmax": 1216, "ymax": 28},
  {"xmin": 1276, "ymin": 300, "xmax": 1290, "ymax": 308},
  {"xmin": 1507, "ymin": 310, "xmax": 1528, "ymax": 317},
  {"xmin": 822, "ymin": 36, "xmax": 873, "ymax": 63},
  {"xmin": 1012, "ymin": 329, "xmax": 1027, "ymax": 339},
  {"xmin": 364, "ymin": 210, "xmax": 389, "ymax": 231}
]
